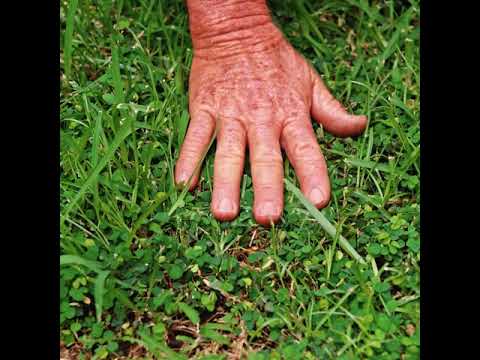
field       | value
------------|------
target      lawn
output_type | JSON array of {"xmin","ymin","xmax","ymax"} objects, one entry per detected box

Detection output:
[{"xmin": 60, "ymin": 0, "xmax": 420, "ymax": 359}]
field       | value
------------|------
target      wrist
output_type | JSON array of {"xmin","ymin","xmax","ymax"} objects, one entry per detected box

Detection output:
[{"xmin": 187, "ymin": 0, "xmax": 282, "ymax": 59}]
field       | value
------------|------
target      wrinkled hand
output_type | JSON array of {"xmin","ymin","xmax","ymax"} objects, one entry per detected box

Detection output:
[{"xmin": 175, "ymin": 1, "xmax": 367, "ymax": 226}]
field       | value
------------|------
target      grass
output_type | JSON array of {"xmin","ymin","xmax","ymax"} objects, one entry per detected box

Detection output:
[{"xmin": 60, "ymin": 0, "xmax": 420, "ymax": 359}]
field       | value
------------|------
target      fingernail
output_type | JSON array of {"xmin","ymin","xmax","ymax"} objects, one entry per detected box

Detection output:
[
  {"xmin": 259, "ymin": 201, "xmax": 279, "ymax": 217},
  {"xmin": 176, "ymin": 171, "xmax": 189, "ymax": 184},
  {"xmin": 218, "ymin": 198, "xmax": 233, "ymax": 213},
  {"xmin": 309, "ymin": 187, "xmax": 325, "ymax": 205}
]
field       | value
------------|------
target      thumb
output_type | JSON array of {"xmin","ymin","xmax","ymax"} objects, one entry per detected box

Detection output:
[{"xmin": 310, "ymin": 68, "xmax": 367, "ymax": 138}]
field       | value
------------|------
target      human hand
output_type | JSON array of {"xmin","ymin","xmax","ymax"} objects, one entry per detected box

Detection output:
[{"xmin": 175, "ymin": 0, "xmax": 367, "ymax": 226}]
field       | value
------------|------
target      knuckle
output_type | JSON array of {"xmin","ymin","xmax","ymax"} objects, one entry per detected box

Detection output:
[
  {"xmin": 216, "ymin": 141, "xmax": 245, "ymax": 165},
  {"xmin": 216, "ymin": 153, "xmax": 244, "ymax": 167},
  {"xmin": 214, "ymin": 154, "xmax": 244, "ymax": 177},
  {"xmin": 189, "ymin": 127, "xmax": 208, "ymax": 141},
  {"xmin": 181, "ymin": 140, "xmax": 203, "ymax": 158},
  {"xmin": 254, "ymin": 183, "xmax": 282, "ymax": 194},
  {"xmin": 219, "ymin": 126, "xmax": 245, "ymax": 151},
  {"xmin": 290, "ymin": 140, "xmax": 318, "ymax": 161},
  {"xmin": 252, "ymin": 152, "xmax": 283, "ymax": 169},
  {"xmin": 324, "ymin": 98, "xmax": 345, "ymax": 113},
  {"xmin": 251, "ymin": 143, "xmax": 282, "ymax": 164},
  {"xmin": 184, "ymin": 126, "xmax": 213, "ymax": 148}
]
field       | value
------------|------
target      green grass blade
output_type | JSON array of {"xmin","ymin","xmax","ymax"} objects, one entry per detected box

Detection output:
[
  {"xmin": 60, "ymin": 254, "xmax": 103, "ymax": 273},
  {"xmin": 345, "ymin": 158, "xmax": 408, "ymax": 179},
  {"xmin": 61, "ymin": 115, "xmax": 134, "ymax": 219},
  {"xmin": 315, "ymin": 285, "xmax": 357, "ymax": 331},
  {"xmin": 91, "ymin": 111, "xmax": 102, "ymax": 168},
  {"xmin": 94, "ymin": 271, "xmax": 110, "ymax": 323},
  {"xmin": 284, "ymin": 178, "xmax": 366, "ymax": 265},
  {"xmin": 111, "ymin": 45, "xmax": 125, "ymax": 104},
  {"xmin": 63, "ymin": 0, "xmax": 79, "ymax": 79},
  {"xmin": 326, "ymin": 217, "xmax": 345, "ymax": 281},
  {"xmin": 176, "ymin": 109, "xmax": 189, "ymax": 149}
]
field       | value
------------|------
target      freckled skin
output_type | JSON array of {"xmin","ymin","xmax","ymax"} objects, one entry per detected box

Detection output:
[{"xmin": 175, "ymin": 0, "xmax": 368, "ymax": 226}]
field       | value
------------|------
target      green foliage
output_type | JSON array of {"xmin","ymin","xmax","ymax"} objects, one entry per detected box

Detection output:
[{"xmin": 60, "ymin": 0, "xmax": 419, "ymax": 358}]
